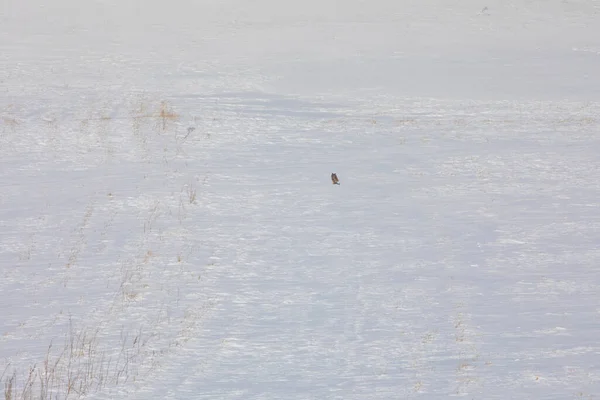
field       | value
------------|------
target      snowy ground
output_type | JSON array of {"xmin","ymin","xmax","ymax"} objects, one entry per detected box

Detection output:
[{"xmin": 2, "ymin": 0, "xmax": 600, "ymax": 399}]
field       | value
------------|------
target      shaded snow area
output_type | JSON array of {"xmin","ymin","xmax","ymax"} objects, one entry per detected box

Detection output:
[{"xmin": 2, "ymin": 0, "xmax": 600, "ymax": 399}]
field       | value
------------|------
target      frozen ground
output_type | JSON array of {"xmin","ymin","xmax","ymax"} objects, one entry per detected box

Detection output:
[{"xmin": 2, "ymin": 0, "xmax": 600, "ymax": 399}]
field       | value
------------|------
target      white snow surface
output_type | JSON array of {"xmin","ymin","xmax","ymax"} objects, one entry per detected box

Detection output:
[{"xmin": 2, "ymin": 0, "xmax": 600, "ymax": 398}]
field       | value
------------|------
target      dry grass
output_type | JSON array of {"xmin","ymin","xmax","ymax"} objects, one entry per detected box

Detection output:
[
  {"xmin": 186, "ymin": 184, "xmax": 197, "ymax": 205},
  {"xmin": 158, "ymin": 101, "xmax": 178, "ymax": 131},
  {"xmin": 130, "ymin": 100, "xmax": 179, "ymax": 132},
  {"xmin": 2, "ymin": 117, "xmax": 20, "ymax": 132},
  {"xmin": 0, "ymin": 97, "xmax": 208, "ymax": 400},
  {"xmin": 2, "ymin": 321, "xmax": 152, "ymax": 400}
]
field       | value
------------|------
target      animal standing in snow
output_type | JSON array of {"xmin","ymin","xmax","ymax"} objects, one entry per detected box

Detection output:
[{"xmin": 331, "ymin": 173, "xmax": 340, "ymax": 185}]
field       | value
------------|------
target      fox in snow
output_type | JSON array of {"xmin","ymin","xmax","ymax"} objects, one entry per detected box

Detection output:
[{"xmin": 331, "ymin": 173, "xmax": 340, "ymax": 185}]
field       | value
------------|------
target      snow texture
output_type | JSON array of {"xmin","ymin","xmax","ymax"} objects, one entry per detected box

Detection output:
[{"xmin": 1, "ymin": 0, "xmax": 600, "ymax": 399}]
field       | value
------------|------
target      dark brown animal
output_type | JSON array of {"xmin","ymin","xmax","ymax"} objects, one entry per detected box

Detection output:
[{"xmin": 331, "ymin": 173, "xmax": 340, "ymax": 185}]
